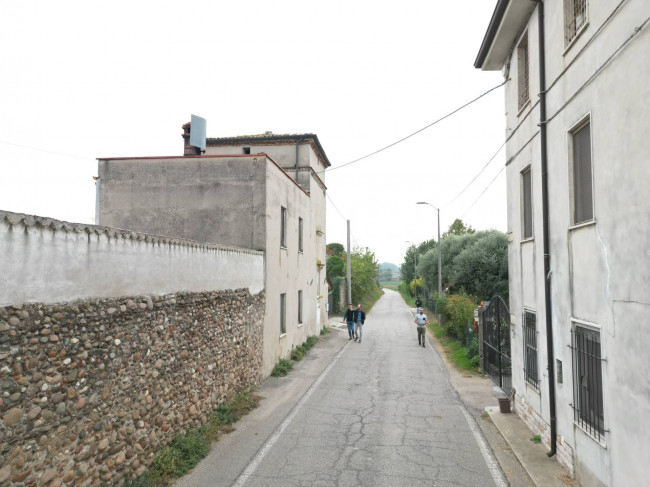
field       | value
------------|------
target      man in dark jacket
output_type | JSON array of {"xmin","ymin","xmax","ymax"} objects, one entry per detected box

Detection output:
[
  {"xmin": 353, "ymin": 304, "xmax": 366, "ymax": 343},
  {"xmin": 342, "ymin": 304, "xmax": 355, "ymax": 339}
]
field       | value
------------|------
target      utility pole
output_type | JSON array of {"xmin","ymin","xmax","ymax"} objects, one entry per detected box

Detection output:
[{"xmin": 346, "ymin": 220, "xmax": 352, "ymax": 304}]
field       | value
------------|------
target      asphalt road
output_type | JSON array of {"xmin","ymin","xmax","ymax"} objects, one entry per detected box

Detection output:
[{"xmin": 178, "ymin": 290, "xmax": 507, "ymax": 486}]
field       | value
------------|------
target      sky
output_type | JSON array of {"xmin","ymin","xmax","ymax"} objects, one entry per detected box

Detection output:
[{"xmin": 0, "ymin": 0, "xmax": 506, "ymax": 266}]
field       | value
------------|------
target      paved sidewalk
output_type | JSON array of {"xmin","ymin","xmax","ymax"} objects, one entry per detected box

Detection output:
[{"xmin": 416, "ymin": 306, "xmax": 576, "ymax": 487}]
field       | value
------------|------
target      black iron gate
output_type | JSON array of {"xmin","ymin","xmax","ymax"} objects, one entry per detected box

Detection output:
[{"xmin": 482, "ymin": 295, "xmax": 511, "ymax": 395}]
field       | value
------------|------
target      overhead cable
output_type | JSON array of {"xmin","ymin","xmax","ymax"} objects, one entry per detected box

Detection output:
[{"xmin": 322, "ymin": 80, "xmax": 507, "ymax": 174}]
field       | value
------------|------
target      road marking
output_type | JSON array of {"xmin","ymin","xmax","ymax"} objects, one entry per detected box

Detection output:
[
  {"xmin": 233, "ymin": 341, "xmax": 350, "ymax": 486},
  {"xmin": 459, "ymin": 406, "xmax": 508, "ymax": 487}
]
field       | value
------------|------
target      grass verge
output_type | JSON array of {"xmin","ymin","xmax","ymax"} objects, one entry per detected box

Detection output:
[
  {"xmin": 125, "ymin": 388, "xmax": 262, "ymax": 487},
  {"xmin": 427, "ymin": 322, "xmax": 479, "ymax": 373}
]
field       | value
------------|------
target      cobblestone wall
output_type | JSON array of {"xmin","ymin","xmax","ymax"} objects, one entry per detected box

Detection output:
[{"xmin": 0, "ymin": 289, "xmax": 264, "ymax": 486}]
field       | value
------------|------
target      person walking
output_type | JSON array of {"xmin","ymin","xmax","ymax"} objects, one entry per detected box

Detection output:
[
  {"xmin": 354, "ymin": 304, "xmax": 366, "ymax": 343},
  {"xmin": 342, "ymin": 304, "xmax": 355, "ymax": 340},
  {"xmin": 415, "ymin": 296, "xmax": 423, "ymax": 314},
  {"xmin": 414, "ymin": 309, "xmax": 427, "ymax": 347}
]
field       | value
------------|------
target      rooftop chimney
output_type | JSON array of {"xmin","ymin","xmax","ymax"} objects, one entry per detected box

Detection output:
[{"xmin": 182, "ymin": 122, "xmax": 201, "ymax": 156}]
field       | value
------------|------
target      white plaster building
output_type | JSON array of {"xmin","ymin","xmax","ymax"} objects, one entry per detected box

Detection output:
[
  {"xmin": 97, "ymin": 128, "xmax": 330, "ymax": 377},
  {"xmin": 475, "ymin": 1, "xmax": 650, "ymax": 485}
]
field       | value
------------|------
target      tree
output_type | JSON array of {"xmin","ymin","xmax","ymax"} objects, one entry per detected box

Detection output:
[
  {"xmin": 326, "ymin": 254, "xmax": 345, "ymax": 279},
  {"xmin": 443, "ymin": 218, "xmax": 475, "ymax": 237},
  {"xmin": 327, "ymin": 243, "xmax": 345, "ymax": 256},
  {"xmin": 350, "ymin": 247, "xmax": 379, "ymax": 305},
  {"xmin": 452, "ymin": 231, "xmax": 509, "ymax": 301}
]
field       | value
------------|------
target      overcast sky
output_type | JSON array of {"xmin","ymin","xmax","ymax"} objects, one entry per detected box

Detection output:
[{"xmin": 0, "ymin": 0, "xmax": 506, "ymax": 266}]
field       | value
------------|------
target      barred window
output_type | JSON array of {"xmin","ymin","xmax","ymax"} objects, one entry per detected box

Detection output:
[
  {"xmin": 523, "ymin": 310, "xmax": 538, "ymax": 388},
  {"xmin": 571, "ymin": 120, "xmax": 593, "ymax": 224},
  {"xmin": 571, "ymin": 325, "xmax": 605, "ymax": 440},
  {"xmin": 298, "ymin": 290, "xmax": 303, "ymax": 324},
  {"xmin": 517, "ymin": 32, "xmax": 530, "ymax": 111},
  {"xmin": 522, "ymin": 166, "xmax": 533, "ymax": 239},
  {"xmin": 280, "ymin": 293, "xmax": 287, "ymax": 335},
  {"xmin": 280, "ymin": 207, "xmax": 287, "ymax": 248},
  {"xmin": 565, "ymin": 0, "xmax": 588, "ymax": 46}
]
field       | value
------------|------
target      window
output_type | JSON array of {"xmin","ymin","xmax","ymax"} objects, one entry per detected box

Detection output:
[
  {"xmin": 280, "ymin": 207, "xmax": 287, "ymax": 248},
  {"xmin": 298, "ymin": 217, "xmax": 303, "ymax": 252},
  {"xmin": 243, "ymin": 147, "xmax": 251, "ymax": 154},
  {"xmin": 571, "ymin": 120, "xmax": 593, "ymax": 224},
  {"xmin": 523, "ymin": 310, "xmax": 538, "ymax": 388},
  {"xmin": 565, "ymin": 0, "xmax": 588, "ymax": 46},
  {"xmin": 522, "ymin": 166, "xmax": 533, "ymax": 239},
  {"xmin": 570, "ymin": 324, "xmax": 604, "ymax": 440},
  {"xmin": 280, "ymin": 294, "xmax": 286, "ymax": 334},
  {"xmin": 517, "ymin": 32, "xmax": 529, "ymax": 111},
  {"xmin": 297, "ymin": 290, "xmax": 303, "ymax": 324}
]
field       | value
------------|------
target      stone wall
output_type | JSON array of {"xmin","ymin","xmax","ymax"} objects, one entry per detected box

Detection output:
[{"xmin": 0, "ymin": 289, "xmax": 264, "ymax": 486}]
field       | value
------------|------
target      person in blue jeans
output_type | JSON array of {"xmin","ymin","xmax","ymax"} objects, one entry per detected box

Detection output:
[
  {"xmin": 354, "ymin": 304, "xmax": 366, "ymax": 343},
  {"xmin": 342, "ymin": 304, "xmax": 355, "ymax": 339}
]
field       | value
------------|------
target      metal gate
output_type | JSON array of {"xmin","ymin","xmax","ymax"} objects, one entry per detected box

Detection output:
[{"xmin": 482, "ymin": 295, "xmax": 512, "ymax": 395}]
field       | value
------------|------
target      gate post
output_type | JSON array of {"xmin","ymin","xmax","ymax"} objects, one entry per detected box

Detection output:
[{"xmin": 478, "ymin": 303, "xmax": 485, "ymax": 374}]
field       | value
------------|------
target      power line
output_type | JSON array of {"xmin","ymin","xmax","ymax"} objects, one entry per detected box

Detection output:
[
  {"xmin": 442, "ymin": 141, "xmax": 505, "ymax": 209},
  {"xmin": 461, "ymin": 165, "xmax": 505, "ymax": 219},
  {"xmin": 322, "ymin": 80, "xmax": 507, "ymax": 174},
  {"xmin": 326, "ymin": 192, "xmax": 347, "ymax": 221},
  {"xmin": 0, "ymin": 140, "xmax": 92, "ymax": 161}
]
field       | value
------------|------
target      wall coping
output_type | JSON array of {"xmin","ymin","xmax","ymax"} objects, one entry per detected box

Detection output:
[{"xmin": 0, "ymin": 210, "xmax": 264, "ymax": 256}]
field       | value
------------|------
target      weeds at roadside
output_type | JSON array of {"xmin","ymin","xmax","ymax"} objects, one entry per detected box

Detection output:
[
  {"xmin": 530, "ymin": 434, "xmax": 542, "ymax": 444},
  {"xmin": 124, "ymin": 389, "xmax": 261, "ymax": 487},
  {"xmin": 271, "ymin": 358, "xmax": 294, "ymax": 377}
]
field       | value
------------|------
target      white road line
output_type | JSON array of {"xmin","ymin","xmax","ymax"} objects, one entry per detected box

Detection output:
[
  {"xmin": 459, "ymin": 406, "xmax": 508, "ymax": 487},
  {"xmin": 233, "ymin": 341, "xmax": 350, "ymax": 486}
]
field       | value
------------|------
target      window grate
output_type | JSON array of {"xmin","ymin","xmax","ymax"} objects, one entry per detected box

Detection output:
[
  {"xmin": 522, "ymin": 167, "xmax": 533, "ymax": 239},
  {"xmin": 517, "ymin": 32, "xmax": 530, "ymax": 111},
  {"xmin": 565, "ymin": 0, "xmax": 588, "ymax": 45},
  {"xmin": 572, "ymin": 121, "xmax": 593, "ymax": 224},
  {"xmin": 523, "ymin": 311, "xmax": 539, "ymax": 388},
  {"xmin": 570, "ymin": 325, "xmax": 605, "ymax": 441}
]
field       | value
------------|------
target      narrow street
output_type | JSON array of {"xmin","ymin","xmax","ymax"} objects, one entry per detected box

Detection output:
[{"xmin": 179, "ymin": 289, "xmax": 507, "ymax": 486}]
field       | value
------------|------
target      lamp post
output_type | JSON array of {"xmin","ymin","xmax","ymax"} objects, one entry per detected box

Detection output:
[
  {"xmin": 405, "ymin": 240, "xmax": 417, "ymax": 296},
  {"xmin": 416, "ymin": 202, "xmax": 442, "ymax": 323}
]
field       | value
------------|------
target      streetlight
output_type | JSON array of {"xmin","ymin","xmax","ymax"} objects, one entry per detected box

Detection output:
[
  {"xmin": 416, "ymin": 202, "xmax": 442, "ymax": 323},
  {"xmin": 405, "ymin": 240, "xmax": 417, "ymax": 296}
]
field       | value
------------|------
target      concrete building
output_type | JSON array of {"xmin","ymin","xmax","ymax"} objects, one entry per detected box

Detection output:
[
  {"xmin": 475, "ymin": 1, "xmax": 650, "ymax": 485},
  {"xmin": 97, "ymin": 127, "xmax": 330, "ymax": 377}
]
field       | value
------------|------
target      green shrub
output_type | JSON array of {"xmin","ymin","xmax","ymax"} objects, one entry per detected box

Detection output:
[
  {"xmin": 439, "ymin": 293, "xmax": 475, "ymax": 343},
  {"xmin": 304, "ymin": 335, "xmax": 319, "ymax": 350},
  {"xmin": 291, "ymin": 345, "xmax": 305, "ymax": 361},
  {"xmin": 320, "ymin": 326, "xmax": 330, "ymax": 335},
  {"xmin": 271, "ymin": 359, "xmax": 293, "ymax": 376}
]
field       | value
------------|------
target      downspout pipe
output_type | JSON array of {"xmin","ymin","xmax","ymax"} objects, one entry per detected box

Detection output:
[{"xmin": 536, "ymin": 0, "xmax": 557, "ymax": 458}]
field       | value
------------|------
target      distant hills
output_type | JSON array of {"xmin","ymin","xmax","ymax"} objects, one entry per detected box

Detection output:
[{"xmin": 379, "ymin": 262, "xmax": 400, "ymax": 282}]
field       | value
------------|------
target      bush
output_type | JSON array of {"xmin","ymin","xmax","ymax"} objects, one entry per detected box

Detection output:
[
  {"xmin": 438, "ymin": 293, "xmax": 476, "ymax": 344},
  {"xmin": 271, "ymin": 359, "xmax": 293, "ymax": 376},
  {"xmin": 291, "ymin": 345, "xmax": 306, "ymax": 361}
]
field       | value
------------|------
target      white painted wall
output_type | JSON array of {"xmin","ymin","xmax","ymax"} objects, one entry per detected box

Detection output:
[
  {"xmin": 500, "ymin": 1, "xmax": 650, "ymax": 485},
  {"xmin": 0, "ymin": 211, "xmax": 264, "ymax": 306},
  {"xmin": 261, "ymin": 158, "xmax": 327, "ymax": 377}
]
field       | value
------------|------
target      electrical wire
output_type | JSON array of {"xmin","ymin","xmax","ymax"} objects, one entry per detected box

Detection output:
[
  {"xmin": 326, "ymin": 192, "xmax": 347, "ymax": 221},
  {"xmin": 0, "ymin": 140, "xmax": 92, "ymax": 161},
  {"xmin": 461, "ymin": 165, "xmax": 505, "ymax": 219},
  {"xmin": 321, "ymin": 80, "xmax": 507, "ymax": 174},
  {"xmin": 441, "ymin": 141, "xmax": 505, "ymax": 209}
]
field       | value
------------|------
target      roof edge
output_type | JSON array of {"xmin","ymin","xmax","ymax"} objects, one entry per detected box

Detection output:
[{"xmin": 475, "ymin": 0, "xmax": 511, "ymax": 69}]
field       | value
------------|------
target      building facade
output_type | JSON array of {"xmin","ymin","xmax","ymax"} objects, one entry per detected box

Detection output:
[
  {"xmin": 97, "ymin": 129, "xmax": 330, "ymax": 377},
  {"xmin": 475, "ymin": 1, "xmax": 650, "ymax": 485}
]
